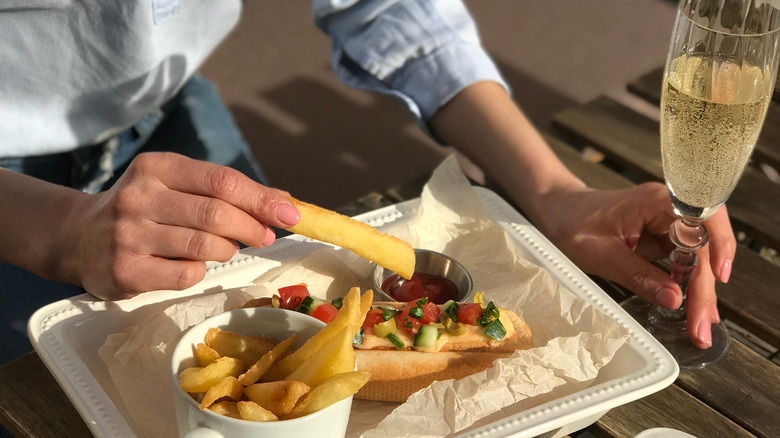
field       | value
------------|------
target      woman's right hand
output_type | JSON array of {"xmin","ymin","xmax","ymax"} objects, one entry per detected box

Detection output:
[{"xmin": 63, "ymin": 152, "xmax": 301, "ymax": 300}]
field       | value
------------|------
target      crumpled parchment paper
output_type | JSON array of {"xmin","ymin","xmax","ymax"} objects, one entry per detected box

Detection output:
[{"xmin": 98, "ymin": 155, "xmax": 628, "ymax": 438}]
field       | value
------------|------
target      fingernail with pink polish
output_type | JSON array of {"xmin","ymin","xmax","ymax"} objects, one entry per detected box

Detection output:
[
  {"xmin": 719, "ymin": 260, "xmax": 732, "ymax": 283},
  {"xmin": 263, "ymin": 228, "xmax": 276, "ymax": 247},
  {"xmin": 277, "ymin": 203, "xmax": 300, "ymax": 227},
  {"xmin": 655, "ymin": 287, "xmax": 679, "ymax": 309},
  {"xmin": 697, "ymin": 319, "xmax": 713, "ymax": 348}
]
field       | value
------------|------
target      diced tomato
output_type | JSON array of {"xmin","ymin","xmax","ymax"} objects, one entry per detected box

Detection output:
[
  {"xmin": 361, "ymin": 308, "xmax": 385, "ymax": 335},
  {"xmin": 420, "ymin": 301, "xmax": 440, "ymax": 324},
  {"xmin": 277, "ymin": 284, "xmax": 310, "ymax": 310},
  {"xmin": 311, "ymin": 303, "xmax": 339, "ymax": 323},
  {"xmin": 397, "ymin": 300, "xmax": 440, "ymax": 334},
  {"xmin": 457, "ymin": 303, "xmax": 482, "ymax": 325}
]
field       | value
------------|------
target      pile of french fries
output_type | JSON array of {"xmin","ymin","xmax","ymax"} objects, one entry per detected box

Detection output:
[{"xmin": 177, "ymin": 288, "xmax": 373, "ymax": 422}]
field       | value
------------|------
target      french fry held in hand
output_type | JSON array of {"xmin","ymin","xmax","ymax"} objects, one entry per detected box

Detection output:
[
  {"xmin": 286, "ymin": 197, "xmax": 415, "ymax": 280},
  {"xmin": 176, "ymin": 288, "xmax": 373, "ymax": 423}
]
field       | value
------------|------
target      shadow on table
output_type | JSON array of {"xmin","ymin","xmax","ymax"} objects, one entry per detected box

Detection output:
[{"xmin": 0, "ymin": 264, "xmax": 84, "ymax": 366}]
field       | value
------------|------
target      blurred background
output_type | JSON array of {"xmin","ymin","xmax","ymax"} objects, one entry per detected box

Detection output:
[{"xmin": 200, "ymin": 0, "xmax": 678, "ymax": 209}]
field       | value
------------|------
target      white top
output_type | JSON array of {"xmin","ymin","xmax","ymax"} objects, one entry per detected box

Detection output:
[
  {"xmin": 0, "ymin": 0, "xmax": 241, "ymax": 156},
  {"xmin": 0, "ymin": 0, "xmax": 507, "ymax": 158}
]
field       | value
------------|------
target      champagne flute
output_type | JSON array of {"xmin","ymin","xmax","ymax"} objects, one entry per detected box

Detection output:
[{"xmin": 622, "ymin": 0, "xmax": 780, "ymax": 370}]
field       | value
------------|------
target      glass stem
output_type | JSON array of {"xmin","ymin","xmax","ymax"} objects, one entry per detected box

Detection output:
[{"xmin": 649, "ymin": 217, "xmax": 709, "ymax": 330}]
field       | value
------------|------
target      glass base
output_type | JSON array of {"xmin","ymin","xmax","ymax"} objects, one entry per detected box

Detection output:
[{"xmin": 621, "ymin": 296, "xmax": 730, "ymax": 370}]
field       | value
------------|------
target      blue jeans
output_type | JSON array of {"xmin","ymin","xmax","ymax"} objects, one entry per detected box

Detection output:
[{"xmin": 0, "ymin": 75, "xmax": 267, "ymax": 366}]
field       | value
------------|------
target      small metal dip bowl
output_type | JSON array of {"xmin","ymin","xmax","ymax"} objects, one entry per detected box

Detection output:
[{"xmin": 371, "ymin": 248, "xmax": 473, "ymax": 303}]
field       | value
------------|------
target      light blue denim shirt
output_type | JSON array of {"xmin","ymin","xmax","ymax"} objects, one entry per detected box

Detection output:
[{"xmin": 312, "ymin": 0, "xmax": 510, "ymax": 136}]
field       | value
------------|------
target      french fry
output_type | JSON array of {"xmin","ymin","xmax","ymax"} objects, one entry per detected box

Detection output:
[
  {"xmin": 244, "ymin": 380, "xmax": 311, "ymax": 417},
  {"xmin": 179, "ymin": 357, "xmax": 244, "ymax": 393},
  {"xmin": 238, "ymin": 334, "xmax": 297, "ymax": 386},
  {"xmin": 360, "ymin": 288, "xmax": 373, "ymax": 317},
  {"xmin": 287, "ymin": 197, "xmax": 415, "ymax": 280},
  {"xmin": 200, "ymin": 376, "xmax": 244, "ymax": 409},
  {"xmin": 237, "ymin": 401, "xmax": 278, "ymax": 422},
  {"xmin": 208, "ymin": 401, "xmax": 241, "ymax": 419},
  {"xmin": 263, "ymin": 288, "xmax": 362, "ymax": 381},
  {"xmin": 205, "ymin": 327, "xmax": 276, "ymax": 366},
  {"xmin": 196, "ymin": 343, "xmax": 221, "ymax": 367},
  {"xmin": 284, "ymin": 325, "xmax": 356, "ymax": 387},
  {"xmin": 285, "ymin": 371, "xmax": 371, "ymax": 419}
]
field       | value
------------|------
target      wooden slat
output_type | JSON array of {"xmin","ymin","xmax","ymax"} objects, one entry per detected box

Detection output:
[
  {"xmin": 715, "ymin": 245, "xmax": 780, "ymax": 347},
  {"xmin": 544, "ymin": 134, "xmax": 635, "ymax": 191},
  {"xmin": 0, "ymin": 352, "xmax": 92, "ymax": 437},
  {"xmin": 589, "ymin": 380, "xmax": 754, "ymax": 438},
  {"xmin": 676, "ymin": 340, "xmax": 780, "ymax": 438},
  {"xmin": 627, "ymin": 67, "xmax": 780, "ymax": 170},
  {"xmin": 626, "ymin": 67, "xmax": 663, "ymax": 105},
  {"xmin": 551, "ymin": 96, "xmax": 780, "ymax": 249}
]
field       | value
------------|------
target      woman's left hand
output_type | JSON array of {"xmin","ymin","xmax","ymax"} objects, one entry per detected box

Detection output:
[{"xmin": 537, "ymin": 182, "xmax": 736, "ymax": 348}]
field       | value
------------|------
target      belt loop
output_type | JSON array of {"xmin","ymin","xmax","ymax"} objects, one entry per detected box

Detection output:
[{"xmin": 78, "ymin": 137, "xmax": 120, "ymax": 194}]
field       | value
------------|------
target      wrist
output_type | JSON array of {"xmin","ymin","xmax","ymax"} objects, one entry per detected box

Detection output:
[
  {"xmin": 0, "ymin": 169, "xmax": 90, "ymax": 286},
  {"xmin": 522, "ymin": 183, "xmax": 592, "ymax": 239}
]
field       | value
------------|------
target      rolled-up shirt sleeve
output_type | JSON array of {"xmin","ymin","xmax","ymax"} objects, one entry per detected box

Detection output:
[{"xmin": 311, "ymin": 0, "xmax": 509, "ymax": 134}]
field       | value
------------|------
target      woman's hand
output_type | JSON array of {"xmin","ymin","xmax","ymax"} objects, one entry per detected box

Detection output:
[
  {"xmin": 427, "ymin": 81, "xmax": 736, "ymax": 349},
  {"xmin": 536, "ymin": 182, "xmax": 736, "ymax": 348},
  {"xmin": 64, "ymin": 152, "xmax": 301, "ymax": 300}
]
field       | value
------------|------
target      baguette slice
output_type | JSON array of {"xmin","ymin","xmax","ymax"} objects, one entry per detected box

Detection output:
[
  {"xmin": 240, "ymin": 297, "xmax": 533, "ymax": 403},
  {"xmin": 355, "ymin": 305, "xmax": 532, "ymax": 402}
]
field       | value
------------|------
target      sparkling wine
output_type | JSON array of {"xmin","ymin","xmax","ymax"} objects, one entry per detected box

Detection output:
[{"xmin": 661, "ymin": 55, "xmax": 772, "ymax": 219}]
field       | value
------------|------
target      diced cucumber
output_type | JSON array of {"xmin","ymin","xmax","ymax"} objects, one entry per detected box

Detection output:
[
  {"xmin": 441, "ymin": 300, "xmax": 456, "ymax": 310},
  {"xmin": 414, "ymin": 324, "xmax": 440, "ymax": 347},
  {"xmin": 296, "ymin": 296, "xmax": 327, "ymax": 315}
]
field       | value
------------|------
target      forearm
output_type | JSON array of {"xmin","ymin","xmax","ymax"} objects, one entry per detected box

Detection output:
[
  {"xmin": 427, "ymin": 81, "xmax": 586, "ymax": 229},
  {"xmin": 0, "ymin": 168, "xmax": 87, "ymax": 285}
]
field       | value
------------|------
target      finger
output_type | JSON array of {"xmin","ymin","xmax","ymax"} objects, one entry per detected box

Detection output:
[
  {"xmin": 132, "ymin": 153, "xmax": 300, "ymax": 229},
  {"xmin": 685, "ymin": 245, "xmax": 719, "ymax": 348},
  {"xmin": 145, "ymin": 189, "xmax": 273, "ymax": 249},
  {"xmin": 118, "ymin": 257, "xmax": 208, "ymax": 295},
  {"xmin": 595, "ymin": 246, "xmax": 683, "ymax": 310},
  {"xmin": 704, "ymin": 206, "xmax": 737, "ymax": 283},
  {"xmin": 143, "ymin": 224, "xmax": 240, "ymax": 262}
]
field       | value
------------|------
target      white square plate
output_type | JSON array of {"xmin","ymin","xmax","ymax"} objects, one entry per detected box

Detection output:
[{"xmin": 28, "ymin": 187, "xmax": 678, "ymax": 437}]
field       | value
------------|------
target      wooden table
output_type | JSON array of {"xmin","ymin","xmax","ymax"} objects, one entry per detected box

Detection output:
[{"xmin": 2, "ymin": 71, "xmax": 779, "ymax": 437}]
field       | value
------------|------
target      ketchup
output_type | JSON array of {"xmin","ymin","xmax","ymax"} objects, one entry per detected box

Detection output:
[{"xmin": 381, "ymin": 272, "xmax": 459, "ymax": 304}]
